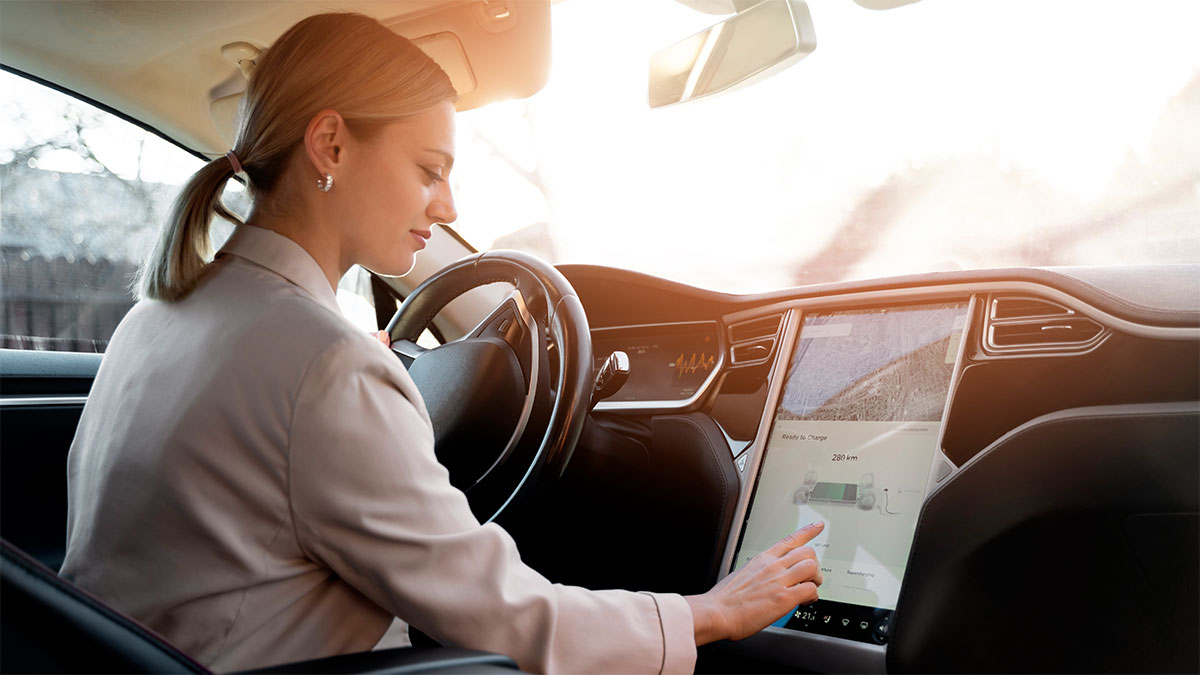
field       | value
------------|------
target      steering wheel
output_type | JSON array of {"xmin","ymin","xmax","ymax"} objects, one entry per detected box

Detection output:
[{"xmin": 385, "ymin": 250, "xmax": 593, "ymax": 523}]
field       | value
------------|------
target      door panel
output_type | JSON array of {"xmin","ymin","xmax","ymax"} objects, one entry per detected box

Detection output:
[{"xmin": 1, "ymin": 349, "xmax": 98, "ymax": 569}]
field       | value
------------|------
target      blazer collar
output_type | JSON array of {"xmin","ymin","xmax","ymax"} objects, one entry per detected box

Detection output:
[{"xmin": 216, "ymin": 225, "xmax": 341, "ymax": 315}]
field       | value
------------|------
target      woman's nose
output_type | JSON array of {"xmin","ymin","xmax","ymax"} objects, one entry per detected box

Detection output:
[{"xmin": 429, "ymin": 184, "xmax": 457, "ymax": 225}]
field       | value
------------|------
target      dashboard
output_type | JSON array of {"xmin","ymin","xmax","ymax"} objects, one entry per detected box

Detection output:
[{"xmin": 558, "ymin": 264, "xmax": 1200, "ymax": 673}]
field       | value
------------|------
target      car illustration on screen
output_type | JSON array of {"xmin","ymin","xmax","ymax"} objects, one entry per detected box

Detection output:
[{"xmin": 793, "ymin": 471, "xmax": 876, "ymax": 510}]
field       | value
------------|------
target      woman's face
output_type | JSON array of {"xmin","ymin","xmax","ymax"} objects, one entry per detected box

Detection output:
[{"xmin": 339, "ymin": 101, "xmax": 457, "ymax": 276}]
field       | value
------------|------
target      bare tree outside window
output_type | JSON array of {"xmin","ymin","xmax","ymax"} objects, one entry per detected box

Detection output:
[{"xmin": 1, "ymin": 71, "xmax": 245, "ymax": 352}]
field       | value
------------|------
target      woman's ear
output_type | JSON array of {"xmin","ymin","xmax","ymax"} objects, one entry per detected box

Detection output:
[{"xmin": 304, "ymin": 109, "xmax": 346, "ymax": 178}]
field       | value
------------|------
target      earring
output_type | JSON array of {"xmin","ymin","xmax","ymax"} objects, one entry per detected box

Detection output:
[{"xmin": 317, "ymin": 174, "xmax": 333, "ymax": 192}]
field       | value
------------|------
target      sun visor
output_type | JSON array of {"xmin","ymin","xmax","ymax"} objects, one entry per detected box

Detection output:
[
  {"xmin": 208, "ymin": 0, "xmax": 549, "ymax": 147},
  {"xmin": 413, "ymin": 32, "xmax": 478, "ymax": 100}
]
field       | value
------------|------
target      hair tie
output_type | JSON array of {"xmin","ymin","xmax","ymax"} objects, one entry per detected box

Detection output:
[{"xmin": 225, "ymin": 150, "xmax": 243, "ymax": 175}]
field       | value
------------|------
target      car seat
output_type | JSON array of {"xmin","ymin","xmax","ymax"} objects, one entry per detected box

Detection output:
[{"xmin": 0, "ymin": 538, "xmax": 523, "ymax": 674}]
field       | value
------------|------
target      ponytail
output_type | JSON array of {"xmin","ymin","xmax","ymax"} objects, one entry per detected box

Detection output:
[
  {"xmin": 137, "ymin": 12, "xmax": 454, "ymax": 302},
  {"xmin": 136, "ymin": 156, "xmax": 245, "ymax": 301}
]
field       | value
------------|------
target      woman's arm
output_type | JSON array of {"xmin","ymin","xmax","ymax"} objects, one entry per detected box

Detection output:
[{"xmin": 288, "ymin": 333, "xmax": 695, "ymax": 673}]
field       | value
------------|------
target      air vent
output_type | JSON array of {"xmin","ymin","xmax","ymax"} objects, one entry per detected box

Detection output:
[
  {"xmin": 990, "ymin": 296, "xmax": 1073, "ymax": 320},
  {"xmin": 732, "ymin": 339, "xmax": 774, "ymax": 364},
  {"xmin": 730, "ymin": 314, "xmax": 782, "ymax": 342},
  {"xmin": 984, "ymin": 294, "xmax": 1108, "ymax": 354},
  {"xmin": 727, "ymin": 313, "xmax": 782, "ymax": 366},
  {"xmin": 991, "ymin": 319, "xmax": 1104, "ymax": 347}
]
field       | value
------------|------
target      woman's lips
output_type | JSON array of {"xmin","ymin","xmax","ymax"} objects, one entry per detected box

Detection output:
[{"xmin": 410, "ymin": 228, "xmax": 432, "ymax": 249}]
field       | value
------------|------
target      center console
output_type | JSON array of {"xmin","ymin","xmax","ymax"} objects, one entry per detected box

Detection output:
[{"xmin": 724, "ymin": 300, "xmax": 970, "ymax": 649}]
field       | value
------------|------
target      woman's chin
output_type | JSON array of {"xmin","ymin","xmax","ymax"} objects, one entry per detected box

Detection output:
[{"xmin": 367, "ymin": 253, "xmax": 418, "ymax": 278}]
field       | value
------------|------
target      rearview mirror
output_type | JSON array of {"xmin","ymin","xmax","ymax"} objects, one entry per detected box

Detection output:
[{"xmin": 648, "ymin": 0, "xmax": 816, "ymax": 108}]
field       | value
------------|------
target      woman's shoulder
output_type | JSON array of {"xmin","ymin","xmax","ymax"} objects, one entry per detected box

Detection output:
[
  {"xmin": 197, "ymin": 255, "xmax": 361, "ymax": 340},
  {"xmin": 226, "ymin": 287, "xmax": 405, "ymax": 385},
  {"xmin": 289, "ymin": 322, "xmax": 428, "ymax": 425},
  {"xmin": 119, "ymin": 258, "xmax": 404, "ymax": 381}
]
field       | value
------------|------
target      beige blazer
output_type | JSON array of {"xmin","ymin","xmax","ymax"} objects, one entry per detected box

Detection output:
[{"xmin": 61, "ymin": 225, "xmax": 696, "ymax": 673}]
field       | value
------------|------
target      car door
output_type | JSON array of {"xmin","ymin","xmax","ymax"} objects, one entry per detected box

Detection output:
[{"xmin": 0, "ymin": 71, "xmax": 180, "ymax": 568}]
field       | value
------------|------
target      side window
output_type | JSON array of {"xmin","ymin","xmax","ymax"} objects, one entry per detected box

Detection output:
[
  {"xmin": 336, "ymin": 265, "xmax": 381, "ymax": 333},
  {"xmin": 339, "ymin": 270, "xmax": 443, "ymax": 348},
  {"xmin": 0, "ymin": 71, "xmax": 244, "ymax": 352}
]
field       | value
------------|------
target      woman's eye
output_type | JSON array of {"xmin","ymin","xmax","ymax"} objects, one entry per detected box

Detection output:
[{"xmin": 421, "ymin": 167, "xmax": 444, "ymax": 183}]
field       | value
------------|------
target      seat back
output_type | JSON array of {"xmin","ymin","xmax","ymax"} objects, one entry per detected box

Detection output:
[
  {"xmin": 888, "ymin": 404, "xmax": 1200, "ymax": 673},
  {"xmin": 0, "ymin": 538, "xmax": 208, "ymax": 674}
]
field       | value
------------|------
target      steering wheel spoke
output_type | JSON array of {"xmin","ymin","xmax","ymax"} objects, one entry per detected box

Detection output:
[
  {"xmin": 390, "ymin": 339, "xmax": 428, "ymax": 369},
  {"xmin": 463, "ymin": 291, "xmax": 537, "ymax": 386}
]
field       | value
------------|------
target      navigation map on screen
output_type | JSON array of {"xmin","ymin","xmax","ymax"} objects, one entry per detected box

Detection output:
[{"xmin": 734, "ymin": 303, "xmax": 967, "ymax": 615}]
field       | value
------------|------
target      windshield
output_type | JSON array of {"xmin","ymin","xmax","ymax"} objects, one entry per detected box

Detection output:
[{"xmin": 449, "ymin": 0, "xmax": 1200, "ymax": 292}]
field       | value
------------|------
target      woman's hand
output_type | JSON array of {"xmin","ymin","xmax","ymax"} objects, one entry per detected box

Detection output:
[{"xmin": 685, "ymin": 522, "xmax": 825, "ymax": 645}]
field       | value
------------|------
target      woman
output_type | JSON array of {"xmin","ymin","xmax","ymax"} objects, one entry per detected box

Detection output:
[{"xmin": 61, "ymin": 12, "xmax": 824, "ymax": 673}]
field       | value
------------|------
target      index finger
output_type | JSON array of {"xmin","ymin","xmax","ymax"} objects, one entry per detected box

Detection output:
[{"xmin": 767, "ymin": 522, "xmax": 825, "ymax": 556}]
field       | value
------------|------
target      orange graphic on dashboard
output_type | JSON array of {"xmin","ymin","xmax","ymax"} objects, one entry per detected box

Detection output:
[{"xmin": 674, "ymin": 352, "xmax": 715, "ymax": 379}]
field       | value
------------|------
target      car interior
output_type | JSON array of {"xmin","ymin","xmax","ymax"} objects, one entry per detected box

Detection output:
[{"xmin": 1, "ymin": 0, "xmax": 1198, "ymax": 673}]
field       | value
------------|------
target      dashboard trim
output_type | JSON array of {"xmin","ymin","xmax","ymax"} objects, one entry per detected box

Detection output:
[
  {"xmin": 0, "ymin": 396, "xmax": 89, "ymax": 407},
  {"xmin": 922, "ymin": 295, "xmax": 976, "ymax": 486},
  {"xmin": 722, "ymin": 281, "xmax": 1199, "ymax": 341},
  {"xmin": 718, "ymin": 307, "xmax": 800, "ymax": 576}
]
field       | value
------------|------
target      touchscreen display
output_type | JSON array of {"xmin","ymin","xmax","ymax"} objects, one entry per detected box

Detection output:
[{"xmin": 732, "ymin": 302, "xmax": 967, "ymax": 643}]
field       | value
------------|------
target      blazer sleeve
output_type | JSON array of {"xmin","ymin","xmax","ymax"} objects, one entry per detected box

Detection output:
[{"xmin": 286, "ymin": 333, "xmax": 697, "ymax": 674}]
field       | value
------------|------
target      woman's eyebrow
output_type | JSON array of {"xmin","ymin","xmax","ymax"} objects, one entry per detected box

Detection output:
[{"xmin": 424, "ymin": 149, "xmax": 455, "ymax": 170}]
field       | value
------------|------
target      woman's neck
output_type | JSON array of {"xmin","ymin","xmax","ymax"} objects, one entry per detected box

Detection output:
[{"xmin": 246, "ymin": 204, "xmax": 346, "ymax": 292}]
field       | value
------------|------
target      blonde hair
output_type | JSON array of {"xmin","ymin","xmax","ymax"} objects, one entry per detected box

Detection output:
[{"xmin": 139, "ymin": 13, "xmax": 456, "ymax": 301}]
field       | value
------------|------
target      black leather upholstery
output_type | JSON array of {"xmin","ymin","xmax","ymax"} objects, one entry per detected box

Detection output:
[
  {"xmin": 0, "ymin": 402, "xmax": 84, "ymax": 571},
  {"xmin": 889, "ymin": 403, "xmax": 1200, "ymax": 673},
  {"xmin": 647, "ymin": 413, "xmax": 741, "ymax": 594},
  {"xmin": 1, "ymin": 538, "xmax": 207, "ymax": 673},
  {"xmin": 1, "ymin": 539, "xmax": 524, "ymax": 674}
]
